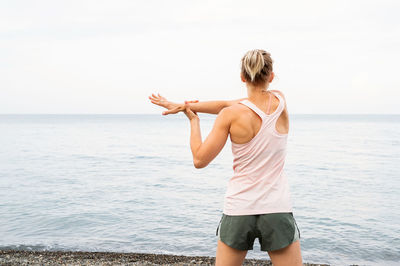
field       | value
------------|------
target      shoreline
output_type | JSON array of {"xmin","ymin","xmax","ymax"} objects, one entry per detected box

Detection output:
[{"xmin": 0, "ymin": 250, "xmax": 330, "ymax": 265}]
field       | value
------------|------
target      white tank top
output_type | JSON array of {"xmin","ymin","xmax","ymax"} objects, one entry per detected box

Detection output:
[{"xmin": 223, "ymin": 90, "xmax": 293, "ymax": 215}]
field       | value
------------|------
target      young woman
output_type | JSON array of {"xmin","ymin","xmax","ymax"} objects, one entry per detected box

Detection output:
[{"xmin": 149, "ymin": 49, "xmax": 303, "ymax": 266}]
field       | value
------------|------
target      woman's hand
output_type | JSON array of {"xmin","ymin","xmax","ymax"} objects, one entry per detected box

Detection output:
[
  {"xmin": 148, "ymin": 93, "xmax": 198, "ymax": 115},
  {"xmin": 148, "ymin": 93, "xmax": 174, "ymax": 109},
  {"xmin": 183, "ymin": 102, "xmax": 199, "ymax": 121}
]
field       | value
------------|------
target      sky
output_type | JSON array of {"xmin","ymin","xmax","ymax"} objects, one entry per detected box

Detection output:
[{"xmin": 1, "ymin": 0, "xmax": 399, "ymax": 114}]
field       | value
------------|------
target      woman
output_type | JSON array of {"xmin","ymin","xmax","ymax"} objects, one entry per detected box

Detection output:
[{"xmin": 149, "ymin": 49, "xmax": 303, "ymax": 266}]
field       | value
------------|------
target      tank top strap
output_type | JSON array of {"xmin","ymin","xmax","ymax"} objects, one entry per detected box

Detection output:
[
  {"xmin": 239, "ymin": 100, "xmax": 267, "ymax": 120},
  {"xmin": 272, "ymin": 91, "xmax": 285, "ymax": 118},
  {"xmin": 266, "ymin": 91, "xmax": 273, "ymax": 114}
]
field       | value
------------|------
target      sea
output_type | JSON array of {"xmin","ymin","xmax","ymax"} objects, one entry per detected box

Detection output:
[{"xmin": 0, "ymin": 114, "xmax": 399, "ymax": 266}]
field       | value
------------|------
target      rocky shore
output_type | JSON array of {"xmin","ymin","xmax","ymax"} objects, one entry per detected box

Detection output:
[{"xmin": 0, "ymin": 250, "xmax": 330, "ymax": 265}]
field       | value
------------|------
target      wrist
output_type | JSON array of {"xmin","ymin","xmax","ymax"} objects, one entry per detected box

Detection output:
[
  {"xmin": 190, "ymin": 116, "xmax": 200, "ymax": 122},
  {"xmin": 169, "ymin": 102, "xmax": 180, "ymax": 109}
]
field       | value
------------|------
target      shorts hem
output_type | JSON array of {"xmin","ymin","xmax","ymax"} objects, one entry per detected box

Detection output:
[
  {"xmin": 219, "ymin": 238, "xmax": 254, "ymax": 251},
  {"xmin": 261, "ymin": 238, "xmax": 300, "ymax": 252}
]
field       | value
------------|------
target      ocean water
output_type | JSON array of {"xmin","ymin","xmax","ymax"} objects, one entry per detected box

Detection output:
[{"xmin": 0, "ymin": 114, "xmax": 399, "ymax": 266}]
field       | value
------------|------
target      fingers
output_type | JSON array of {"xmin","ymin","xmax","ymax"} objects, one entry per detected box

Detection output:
[
  {"xmin": 162, "ymin": 109, "xmax": 173, "ymax": 115},
  {"xmin": 149, "ymin": 93, "xmax": 168, "ymax": 103},
  {"xmin": 186, "ymin": 106, "xmax": 197, "ymax": 115},
  {"xmin": 149, "ymin": 93, "xmax": 161, "ymax": 100},
  {"xmin": 148, "ymin": 93, "xmax": 199, "ymax": 118},
  {"xmin": 149, "ymin": 93, "xmax": 197, "ymax": 105},
  {"xmin": 162, "ymin": 106, "xmax": 181, "ymax": 115},
  {"xmin": 149, "ymin": 94, "xmax": 160, "ymax": 101},
  {"xmin": 149, "ymin": 98, "xmax": 162, "ymax": 106},
  {"xmin": 148, "ymin": 95, "xmax": 158, "ymax": 102},
  {"xmin": 154, "ymin": 93, "xmax": 166, "ymax": 101},
  {"xmin": 149, "ymin": 93, "xmax": 166, "ymax": 107},
  {"xmin": 184, "ymin": 104, "xmax": 198, "ymax": 120}
]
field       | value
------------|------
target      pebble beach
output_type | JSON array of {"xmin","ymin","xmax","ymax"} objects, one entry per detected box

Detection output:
[{"xmin": 0, "ymin": 250, "xmax": 331, "ymax": 266}]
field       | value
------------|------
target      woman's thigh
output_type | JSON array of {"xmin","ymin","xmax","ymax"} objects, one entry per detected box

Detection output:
[
  {"xmin": 216, "ymin": 240, "xmax": 248, "ymax": 266},
  {"xmin": 267, "ymin": 239, "xmax": 302, "ymax": 266}
]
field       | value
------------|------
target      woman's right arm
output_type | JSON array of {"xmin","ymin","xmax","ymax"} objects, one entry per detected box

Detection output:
[{"xmin": 149, "ymin": 93, "xmax": 246, "ymax": 115}]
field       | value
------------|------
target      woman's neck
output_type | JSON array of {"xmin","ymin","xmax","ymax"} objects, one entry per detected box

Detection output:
[{"xmin": 246, "ymin": 83, "xmax": 271, "ymax": 102}]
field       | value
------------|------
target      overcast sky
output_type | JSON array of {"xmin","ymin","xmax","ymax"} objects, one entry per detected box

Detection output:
[{"xmin": 1, "ymin": 0, "xmax": 399, "ymax": 114}]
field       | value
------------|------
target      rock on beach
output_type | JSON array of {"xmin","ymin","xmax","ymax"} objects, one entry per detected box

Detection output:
[{"xmin": 0, "ymin": 250, "xmax": 330, "ymax": 265}]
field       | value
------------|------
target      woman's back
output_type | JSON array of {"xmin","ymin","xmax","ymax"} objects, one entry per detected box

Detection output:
[
  {"xmin": 228, "ymin": 90, "xmax": 289, "ymax": 145},
  {"xmin": 223, "ymin": 90, "xmax": 292, "ymax": 216}
]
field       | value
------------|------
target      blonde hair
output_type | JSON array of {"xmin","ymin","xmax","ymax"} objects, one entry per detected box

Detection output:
[{"xmin": 241, "ymin": 49, "xmax": 273, "ymax": 85}]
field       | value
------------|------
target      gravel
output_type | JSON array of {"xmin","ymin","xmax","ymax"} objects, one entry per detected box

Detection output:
[{"xmin": 0, "ymin": 250, "xmax": 332, "ymax": 265}]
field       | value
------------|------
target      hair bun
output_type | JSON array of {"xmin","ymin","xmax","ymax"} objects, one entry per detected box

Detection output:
[
  {"xmin": 243, "ymin": 50, "xmax": 264, "ymax": 82},
  {"xmin": 241, "ymin": 49, "xmax": 273, "ymax": 85}
]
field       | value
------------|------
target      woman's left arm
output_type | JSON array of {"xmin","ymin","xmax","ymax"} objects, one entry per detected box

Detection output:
[{"xmin": 184, "ymin": 107, "xmax": 232, "ymax": 169}]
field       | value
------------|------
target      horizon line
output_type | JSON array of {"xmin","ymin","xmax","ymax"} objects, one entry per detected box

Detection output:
[{"xmin": 0, "ymin": 113, "xmax": 399, "ymax": 116}]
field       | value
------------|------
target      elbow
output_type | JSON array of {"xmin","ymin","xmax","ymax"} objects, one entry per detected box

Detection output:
[{"xmin": 193, "ymin": 158, "xmax": 207, "ymax": 169}]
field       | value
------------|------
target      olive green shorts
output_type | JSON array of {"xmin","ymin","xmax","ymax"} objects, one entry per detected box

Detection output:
[{"xmin": 216, "ymin": 212, "xmax": 300, "ymax": 251}]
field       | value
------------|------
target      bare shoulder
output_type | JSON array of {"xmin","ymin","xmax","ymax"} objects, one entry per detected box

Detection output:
[
  {"xmin": 219, "ymin": 103, "xmax": 246, "ymax": 121},
  {"xmin": 224, "ymin": 101, "xmax": 248, "ymax": 113},
  {"xmin": 270, "ymin": 89, "xmax": 286, "ymax": 99},
  {"xmin": 215, "ymin": 105, "xmax": 236, "ymax": 123}
]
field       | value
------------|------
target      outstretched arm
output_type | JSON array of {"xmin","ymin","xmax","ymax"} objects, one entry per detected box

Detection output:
[
  {"xmin": 185, "ymin": 98, "xmax": 246, "ymax": 114},
  {"xmin": 149, "ymin": 93, "xmax": 246, "ymax": 115}
]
